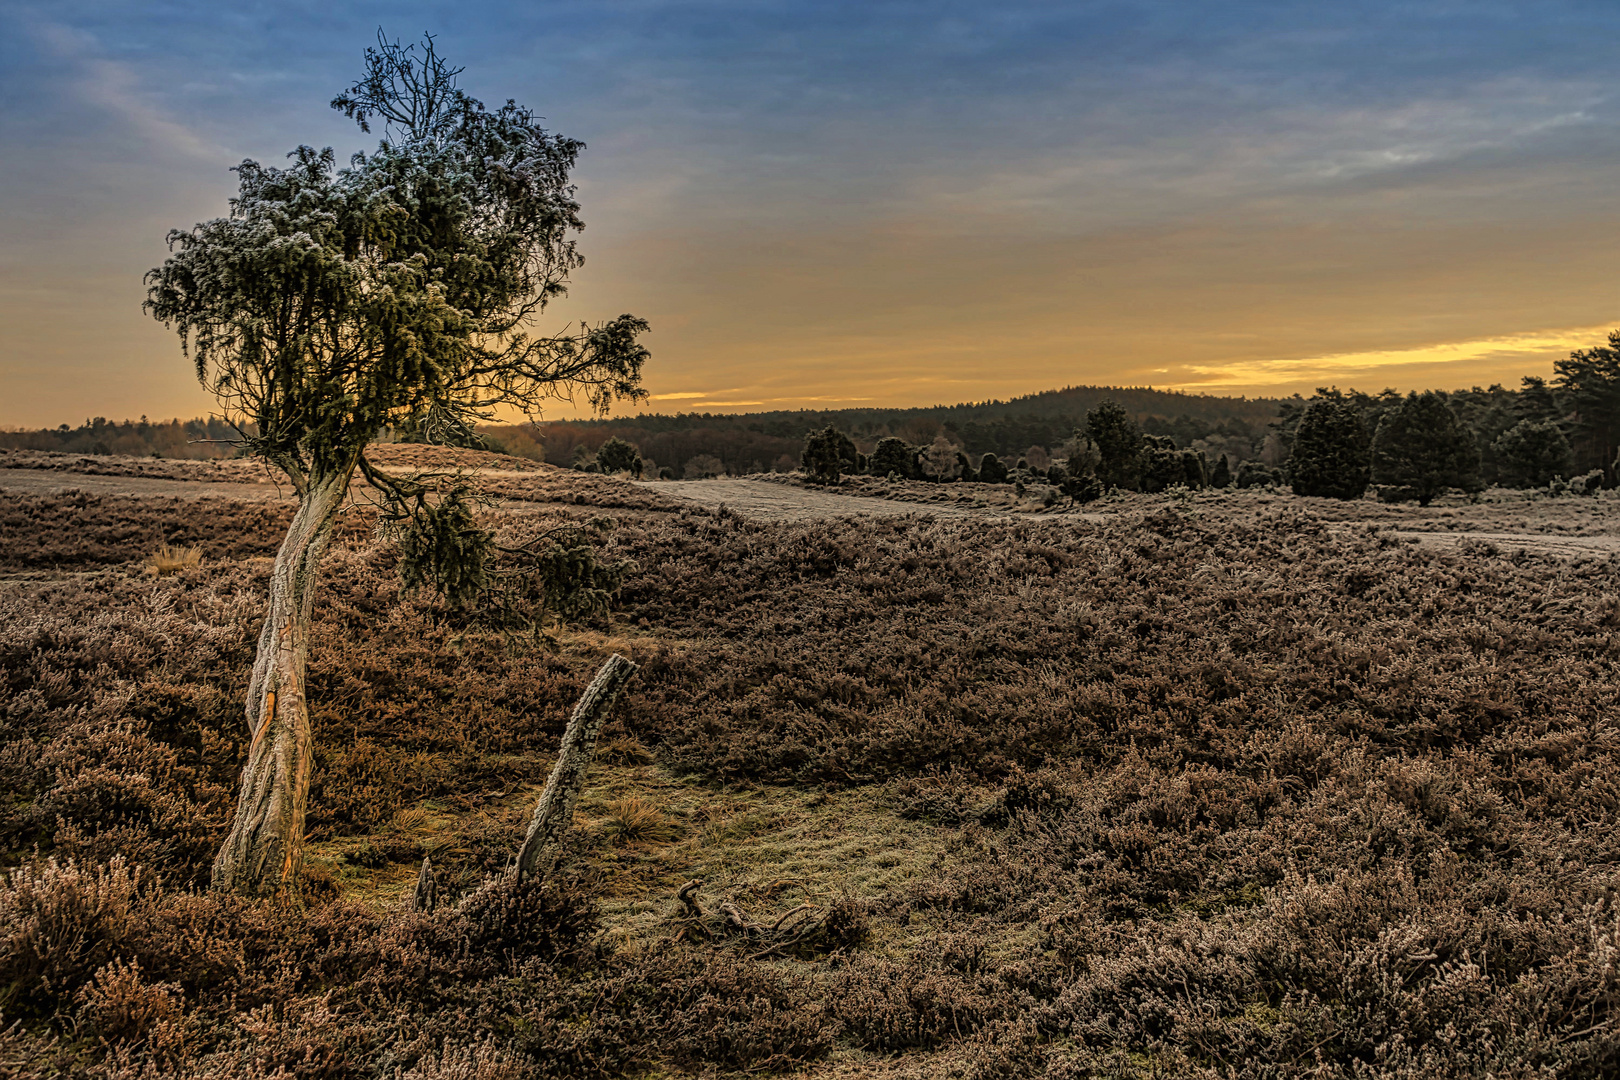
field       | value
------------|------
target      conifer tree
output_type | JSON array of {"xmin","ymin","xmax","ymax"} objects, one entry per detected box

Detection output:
[
  {"xmin": 1554, "ymin": 332, "xmax": 1620, "ymax": 487},
  {"xmin": 1085, "ymin": 400, "xmax": 1142, "ymax": 490},
  {"xmin": 595, "ymin": 437, "xmax": 642, "ymax": 477},
  {"xmin": 1288, "ymin": 390, "xmax": 1370, "ymax": 499},
  {"xmin": 869, "ymin": 437, "xmax": 915, "ymax": 479},
  {"xmin": 1371, "ymin": 392, "xmax": 1482, "ymax": 506},
  {"xmin": 144, "ymin": 33, "xmax": 650, "ymax": 895},
  {"xmin": 1139, "ymin": 435, "xmax": 1184, "ymax": 493},
  {"xmin": 801, "ymin": 425, "xmax": 858, "ymax": 483},
  {"xmin": 1492, "ymin": 419, "xmax": 1573, "ymax": 488},
  {"xmin": 976, "ymin": 452, "xmax": 1009, "ymax": 484}
]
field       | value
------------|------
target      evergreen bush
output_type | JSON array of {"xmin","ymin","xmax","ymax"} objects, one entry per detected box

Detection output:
[
  {"xmin": 595, "ymin": 437, "xmax": 642, "ymax": 477},
  {"xmin": 1139, "ymin": 436, "xmax": 1184, "ymax": 493},
  {"xmin": 869, "ymin": 437, "xmax": 914, "ymax": 479},
  {"xmin": 1492, "ymin": 419, "xmax": 1574, "ymax": 488},
  {"xmin": 1288, "ymin": 392, "xmax": 1371, "ymax": 499},
  {"xmin": 1371, "ymin": 391, "xmax": 1483, "ymax": 506},
  {"xmin": 976, "ymin": 453, "xmax": 1009, "ymax": 484},
  {"xmin": 1085, "ymin": 401, "xmax": 1142, "ymax": 490},
  {"xmin": 802, "ymin": 426, "xmax": 858, "ymax": 484},
  {"xmin": 1236, "ymin": 461, "xmax": 1282, "ymax": 488},
  {"xmin": 955, "ymin": 450, "xmax": 976, "ymax": 481}
]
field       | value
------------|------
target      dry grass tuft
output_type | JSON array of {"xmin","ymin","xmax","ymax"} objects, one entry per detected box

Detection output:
[
  {"xmin": 141, "ymin": 544, "xmax": 202, "ymax": 576},
  {"xmin": 390, "ymin": 806, "xmax": 430, "ymax": 832},
  {"xmin": 598, "ymin": 734, "xmax": 655, "ymax": 766},
  {"xmin": 599, "ymin": 797, "xmax": 680, "ymax": 846}
]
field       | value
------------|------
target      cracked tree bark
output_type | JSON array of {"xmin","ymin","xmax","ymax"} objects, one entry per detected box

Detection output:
[
  {"xmin": 515, "ymin": 654, "xmax": 639, "ymax": 881},
  {"xmin": 211, "ymin": 472, "xmax": 347, "ymax": 895}
]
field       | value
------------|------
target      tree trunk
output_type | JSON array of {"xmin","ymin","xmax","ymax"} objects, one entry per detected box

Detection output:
[
  {"xmin": 515, "ymin": 654, "xmax": 638, "ymax": 881},
  {"xmin": 212, "ymin": 472, "xmax": 348, "ymax": 895}
]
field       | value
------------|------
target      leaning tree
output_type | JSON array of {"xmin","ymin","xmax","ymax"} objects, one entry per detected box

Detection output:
[{"xmin": 145, "ymin": 33, "xmax": 650, "ymax": 895}]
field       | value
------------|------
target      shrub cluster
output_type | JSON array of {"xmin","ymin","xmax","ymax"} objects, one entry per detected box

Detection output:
[{"xmin": 8, "ymin": 489, "xmax": 1620, "ymax": 1074}]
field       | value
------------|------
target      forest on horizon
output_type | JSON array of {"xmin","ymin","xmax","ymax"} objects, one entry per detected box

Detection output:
[{"xmin": 4, "ymin": 373, "xmax": 1610, "ymax": 492}]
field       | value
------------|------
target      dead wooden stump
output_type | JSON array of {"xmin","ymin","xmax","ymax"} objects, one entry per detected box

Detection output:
[
  {"xmin": 671, "ymin": 881, "xmax": 849, "ymax": 960},
  {"xmin": 677, "ymin": 879, "xmax": 706, "ymax": 918},
  {"xmin": 514, "ymin": 654, "xmax": 639, "ymax": 881},
  {"xmin": 411, "ymin": 855, "xmax": 437, "ymax": 912}
]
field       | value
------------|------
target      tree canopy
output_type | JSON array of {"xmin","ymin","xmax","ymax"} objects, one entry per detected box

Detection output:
[
  {"xmin": 1554, "ymin": 333, "xmax": 1620, "ymax": 489},
  {"xmin": 143, "ymin": 31, "xmax": 650, "ymax": 895},
  {"xmin": 802, "ymin": 426, "xmax": 859, "ymax": 484},
  {"xmin": 146, "ymin": 31, "xmax": 649, "ymax": 493},
  {"xmin": 1085, "ymin": 401, "xmax": 1142, "ymax": 491},
  {"xmin": 1492, "ymin": 419, "xmax": 1573, "ymax": 488}
]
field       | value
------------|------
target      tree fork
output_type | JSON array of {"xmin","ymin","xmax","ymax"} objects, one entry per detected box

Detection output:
[
  {"xmin": 212, "ymin": 472, "xmax": 348, "ymax": 895},
  {"xmin": 515, "ymin": 654, "xmax": 638, "ymax": 881}
]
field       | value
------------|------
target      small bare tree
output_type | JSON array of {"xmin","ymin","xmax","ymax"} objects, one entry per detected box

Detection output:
[
  {"xmin": 145, "ymin": 32, "xmax": 650, "ymax": 895},
  {"xmin": 921, "ymin": 435, "xmax": 961, "ymax": 481}
]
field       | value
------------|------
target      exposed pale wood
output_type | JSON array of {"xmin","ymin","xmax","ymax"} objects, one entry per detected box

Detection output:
[
  {"xmin": 412, "ymin": 856, "xmax": 437, "ymax": 912},
  {"xmin": 514, "ymin": 654, "xmax": 639, "ymax": 881},
  {"xmin": 211, "ymin": 472, "xmax": 347, "ymax": 896}
]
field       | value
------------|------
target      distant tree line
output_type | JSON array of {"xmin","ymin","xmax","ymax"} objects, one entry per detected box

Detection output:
[
  {"xmin": 1272, "ymin": 333, "xmax": 1620, "ymax": 502},
  {"xmin": 681, "ymin": 330, "xmax": 1620, "ymax": 507},
  {"xmin": 538, "ymin": 385, "xmax": 1281, "ymax": 480},
  {"xmin": 17, "ymin": 333, "xmax": 1620, "ymax": 499},
  {"xmin": 0, "ymin": 416, "xmax": 246, "ymax": 458}
]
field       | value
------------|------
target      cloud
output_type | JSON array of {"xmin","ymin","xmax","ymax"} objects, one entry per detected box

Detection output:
[
  {"xmin": 7, "ymin": 3, "xmax": 1620, "ymax": 425},
  {"xmin": 1173, "ymin": 323, "xmax": 1618, "ymax": 391},
  {"xmin": 24, "ymin": 18, "xmax": 225, "ymax": 162}
]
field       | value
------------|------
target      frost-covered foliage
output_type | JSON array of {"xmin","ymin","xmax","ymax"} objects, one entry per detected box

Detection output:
[
  {"xmin": 140, "ymin": 33, "xmax": 653, "ymax": 892},
  {"xmin": 10, "ymin": 486, "xmax": 1620, "ymax": 1074},
  {"xmin": 920, "ymin": 434, "xmax": 962, "ymax": 482},
  {"xmin": 683, "ymin": 453, "xmax": 725, "ymax": 479},
  {"xmin": 147, "ymin": 35, "xmax": 648, "ymax": 482},
  {"xmin": 144, "ymin": 29, "xmax": 650, "ymax": 549}
]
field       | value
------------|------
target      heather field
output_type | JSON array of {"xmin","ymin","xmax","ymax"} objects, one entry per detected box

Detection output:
[{"xmin": 5, "ymin": 452, "xmax": 1620, "ymax": 1077}]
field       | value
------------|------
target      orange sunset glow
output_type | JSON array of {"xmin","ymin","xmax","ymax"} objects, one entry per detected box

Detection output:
[{"xmin": 3, "ymin": 4, "xmax": 1618, "ymax": 424}]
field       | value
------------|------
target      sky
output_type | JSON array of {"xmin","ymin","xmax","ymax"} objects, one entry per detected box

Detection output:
[{"xmin": 2, "ymin": 1, "xmax": 1619, "ymax": 427}]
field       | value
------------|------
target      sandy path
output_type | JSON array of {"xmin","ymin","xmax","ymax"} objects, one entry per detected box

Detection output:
[
  {"xmin": 7, "ymin": 467, "xmax": 1616, "ymax": 559},
  {"xmin": 0, "ymin": 468, "xmax": 291, "ymax": 501},
  {"xmin": 1392, "ymin": 529, "xmax": 1620, "ymax": 557},
  {"xmin": 644, "ymin": 477, "xmax": 1039, "ymax": 521}
]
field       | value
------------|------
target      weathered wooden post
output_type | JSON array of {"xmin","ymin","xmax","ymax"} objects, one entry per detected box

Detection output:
[
  {"xmin": 514, "ymin": 654, "xmax": 639, "ymax": 881},
  {"xmin": 411, "ymin": 855, "xmax": 437, "ymax": 912}
]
